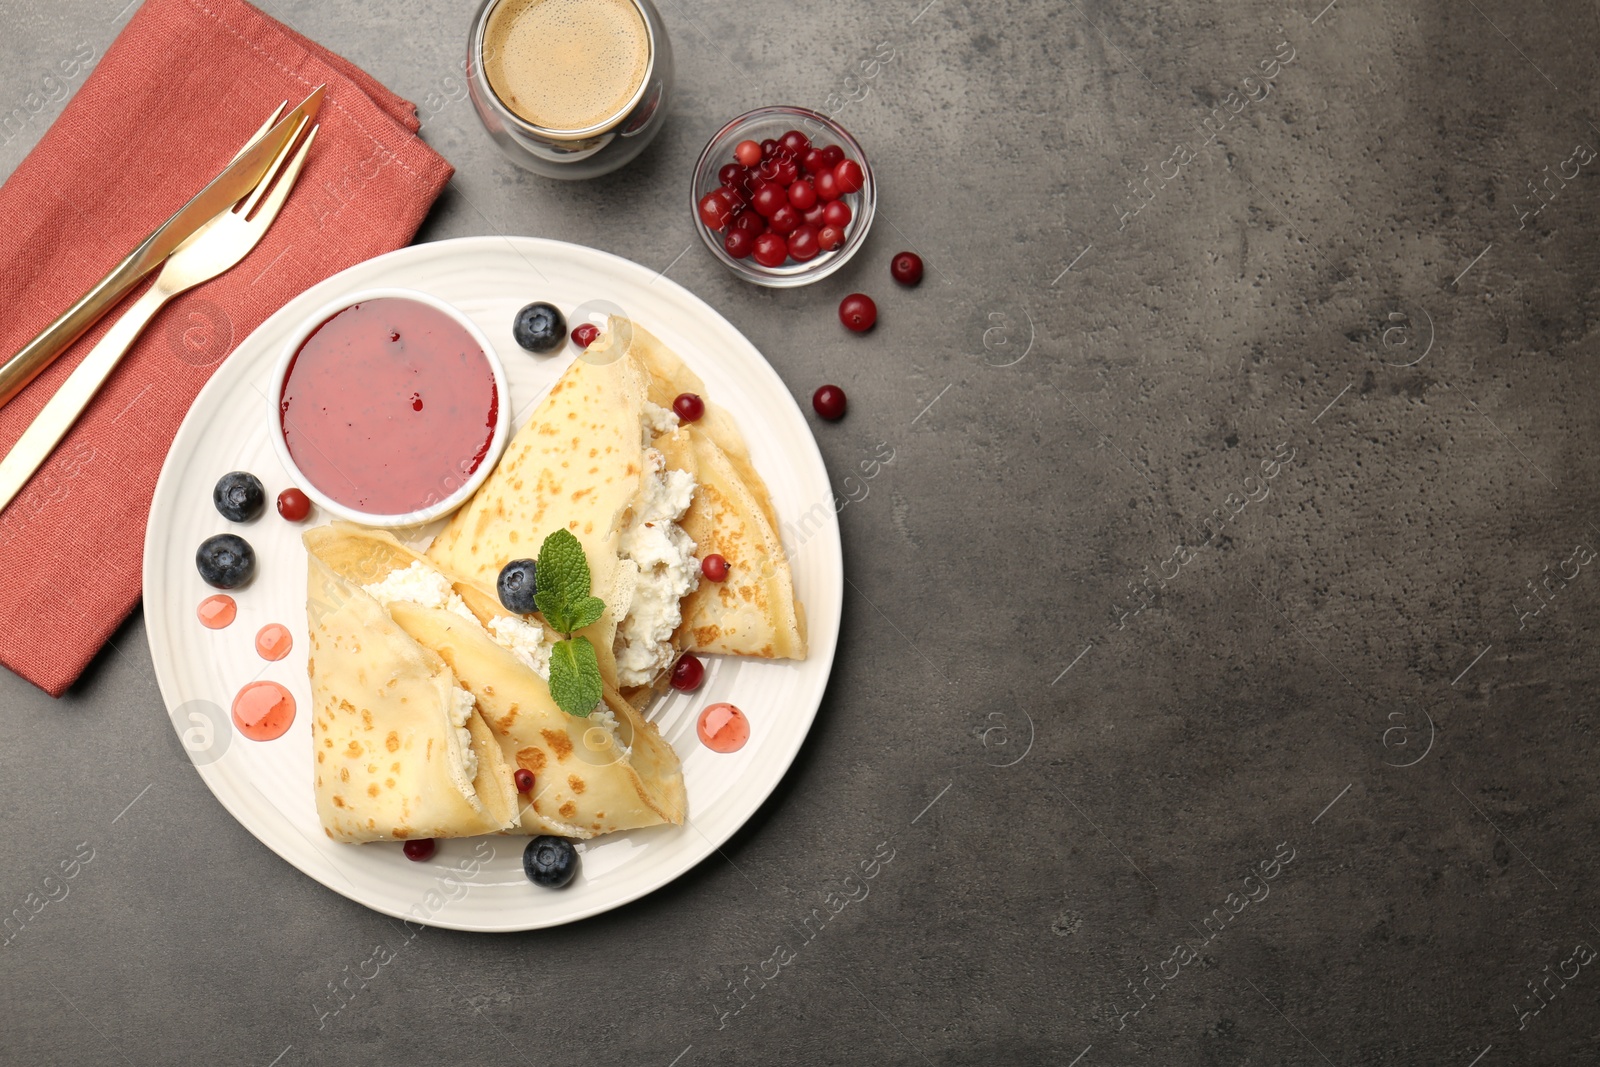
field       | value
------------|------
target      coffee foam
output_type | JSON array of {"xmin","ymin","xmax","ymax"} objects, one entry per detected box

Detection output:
[{"xmin": 484, "ymin": 0, "xmax": 650, "ymax": 132}]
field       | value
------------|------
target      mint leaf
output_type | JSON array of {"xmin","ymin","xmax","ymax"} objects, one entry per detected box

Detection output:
[
  {"xmin": 570, "ymin": 595, "xmax": 606, "ymax": 632},
  {"xmin": 536, "ymin": 528, "xmax": 591, "ymax": 608},
  {"xmin": 549, "ymin": 636, "xmax": 602, "ymax": 717},
  {"xmin": 534, "ymin": 589, "xmax": 576, "ymax": 635}
]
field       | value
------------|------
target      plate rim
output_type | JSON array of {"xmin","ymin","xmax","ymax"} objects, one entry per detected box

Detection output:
[{"xmin": 141, "ymin": 234, "xmax": 842, "ymax": 931}]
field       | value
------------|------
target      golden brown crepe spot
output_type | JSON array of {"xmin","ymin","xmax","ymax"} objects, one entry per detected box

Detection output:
[
  {"xmin": 339, "ymin": 767, "xmax": 350, "ymax": 782},
  {"xmin": 362, "ymin": 710, "xmax": 374, "ymax": 730},
  {"xmin": 346, "ymin": 741, "xmax": 363, "ymax": 758},
  {"xmin": 542, "ymin": 730, "xmax": 574, "ymax": 760},
  {"xmin": 317, "ymin": 751, "xmax": 325, "ymax": 764},
  {"xmin": 483, "ymin": 685, "xmax": 495, "ymax": 697},
  {"xmin": 367, "ymin": 819, "xmax": 376, "ymax": 830},
  {"xmin": 559, "ymin": 801, "xmax": 578, "ymax": 819},
  {"xmin": 568, "ymin": 775, "xmax": 586, "ymax": 794},
  {"xmin": 584, "ymin": 521, "xmax": 593, "ymax": 534},
  {"xmin": 366, "ymin": 764, "xmax": 378, "ymax": 775},
  {"xmin": 625, "ymin": 463, "xmax": 639, "ymax": 476},
  {"xmin": 567, "ymin": 411, "xmax": 577, "ymax": 420},
  {"xmin": 338, "ymin": 698, "xmax": 357, "ymax": 714},
  {"xmin": 573, "ymin": 487, "xmax": 593, "ymax": 502},
  {"xmin": 390, "ymin": 762, "xmax": 401, "ymax": 773},
  {"xmin": 694, "ymin": 624, "xmax": 722, "ymax": 646},
  {"xmin": 589, "ymin": 448, "xmax": 598, "ymax": 458},
  {"xmin": 512, "ymin": 480, "xmax": 523, "ymax": 491},
  {"xmin": 392, "ymin": 826, "xmax": 409, "ymax": 838},
  {"xmin": 427, "ymin": 738, "xmax": 434, "ymax": 759},
  {"xmin": 386, "ymin": 731, "xmax": 400, "ymax": 753},
  {"xmin": 518, "ymin": 747, "xmax": 547, "ymax": 772},
  {"xmin": 324, "ymin": 827, "xmax": 334, "ymax": 839},
  {"xmin": 332, "ymin": 796, "xmax": 346, "ymax": 808},
  {"xmin": 324, "ymin": 738, "xmax": 333, "ymax": 748},
  {"xmin": 367, "ymin": 784, "xmax": 380, "ymax": 798},
  {"xmin": 757, "ymin": 644, "xmax": 774, "ymax": 657},
  {"xmin": 385, "ymin": 778, "xmax": 396, "ymax": 789},
  {"xmin": 307, "ymin": 658, "xmax": 315, "ymax": 678}
]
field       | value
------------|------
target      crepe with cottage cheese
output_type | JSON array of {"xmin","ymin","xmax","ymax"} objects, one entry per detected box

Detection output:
[
  {"xmin": 625, "ymin": 324, "xmax": 806, "ymax": 662},
  {"xmin": 426, "ymin": 320, "xmax": 805, "ymax": 693},
  {"xmin": 426, "ymin": 327, "xmax": 704, "ymax": 694},
  {"xmin": 305, "ymin": 535, "xmax": 517, "ymax": 843},
  {"xmin": 309, "ymin": 523, "xmax": 686, "ymax": 838}
]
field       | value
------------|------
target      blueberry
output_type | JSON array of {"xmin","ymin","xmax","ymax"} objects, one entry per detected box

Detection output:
[
  {"xmin": 213, "ymin": 471, "xmax": 265, "ymax": 522},
  {"xmin": 497, "ymin": 559, "xmax": 538, "ymax": 614},
  {"xmin": 523, "ymin": 835, "xmax": 578, "ymax": 888},
  {"xmin": 196, "ymin": 534, "xmax": 256, "ymax": 589},
  {"xmin": 513, "ymin": 302, "xmax": 566, "ymax": 353}
]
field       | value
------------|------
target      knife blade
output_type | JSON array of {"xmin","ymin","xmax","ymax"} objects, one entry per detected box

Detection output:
[{"xmin": 0, "ymin": 85, "xmax": 325, "ymax": 412}]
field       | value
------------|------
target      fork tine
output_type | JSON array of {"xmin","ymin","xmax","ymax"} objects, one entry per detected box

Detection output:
[
  {"xmin": 229, "ymin": 102, "xmax": 287, "ymax": 165},
  {"xmin": 238, "ymin": 115, "xmax": 312, "ymax": 219},
  {"xmin": 246, "ymin": 124, "xmax": 319, "ymax": 232}
]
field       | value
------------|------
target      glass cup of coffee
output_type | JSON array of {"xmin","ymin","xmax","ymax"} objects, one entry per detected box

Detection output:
[{"xmin": 467, "ymin": 0, "xmax": 672, "ymax": 180}]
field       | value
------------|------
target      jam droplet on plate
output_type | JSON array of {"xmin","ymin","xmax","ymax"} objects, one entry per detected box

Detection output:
[
  {"xmin": 197, "ymin": 594, "xmax": 236, "ymax": 629},
  {"xmin": 255, "ymin": 623, "xmax": 293, "ymax": 661},
  {"xmin": 697, "ymin": 702, "xmax": 749, "ymax": 753},
  {"xmin": 232, "ymin": 681, "xmax": 296, "ymax": 741}
]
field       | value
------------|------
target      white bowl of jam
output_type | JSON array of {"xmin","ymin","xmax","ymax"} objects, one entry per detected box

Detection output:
[{"xmin": 269, "ymin": 288, "xmax": 511, "ymax": 528}]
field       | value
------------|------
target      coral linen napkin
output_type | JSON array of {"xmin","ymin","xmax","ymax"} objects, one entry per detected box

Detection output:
[{"xmin": 0, "ymin": 0, "xmax": 453, "ymax": 695}]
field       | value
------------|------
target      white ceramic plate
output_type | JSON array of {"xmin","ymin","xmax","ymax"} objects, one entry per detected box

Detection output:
[{"xmin": 143, "ymin": 236, "xmax": 841, "ymax": 932}]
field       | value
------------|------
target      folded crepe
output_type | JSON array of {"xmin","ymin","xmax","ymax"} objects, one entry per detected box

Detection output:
[
  {"xmin": 627, "ymin": 325, "xmax": 807, "ymax": 662},
  {"xmin": 307, "ymin": 523, "xmax": 686, "ymax": 839},
  {"xmin": 305, "ymin": 540, "xmax": 517, "ymax": 843},
  {"xmin": 426, "ymin": 319, "xmax": 805, "ymax": 695}
]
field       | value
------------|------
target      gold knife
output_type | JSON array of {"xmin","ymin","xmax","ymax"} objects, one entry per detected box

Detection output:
[{"xmin": 0, "ymin": 86, "xmax": 325, "ymax": 412}]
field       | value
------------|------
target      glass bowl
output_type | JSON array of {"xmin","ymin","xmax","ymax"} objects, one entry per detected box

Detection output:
[{"xmin": 691, "ymin": 106, "xmax": 875, "ymax": 288}]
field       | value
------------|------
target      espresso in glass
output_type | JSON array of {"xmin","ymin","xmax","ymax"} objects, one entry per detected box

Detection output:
[{"xmin": 468, "ymin": 0, "xmax": 672, "ymax": 179}]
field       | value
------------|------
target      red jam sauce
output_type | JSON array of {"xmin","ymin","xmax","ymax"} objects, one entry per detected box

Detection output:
[
  {"xmin": 232, "ymin": 681, "xmax": 296, "ymax": 741},
  {"xmin": 255, "ymin": 623, "xmax": 293, "ymax": 661},
  {"xmin": 279, "ymin": 298, "xmax": 497, "ymax": 516},
  {"xmin": 197, "ymin": 594, "xmax": 236, "ymax": 629},
  {"xmin": 697, "ymin": 702, "xmax": 750, "ymax": 753}
]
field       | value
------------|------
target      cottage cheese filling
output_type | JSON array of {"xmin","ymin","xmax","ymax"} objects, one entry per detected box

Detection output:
[
  {"xmin": 613, "ymin": 447, "xmax": 699, "ymax": 687},
  {"xmin": 488, "ymin": 613, "xmax": 555, "ymax": 679},
  {"xmin": 448, "ymin": 685, "xmax": 479, "ymax": 781},
  {"xmin": 362, "ymin": 561, "xmax": 476, "ymax": 623},
  {"xmin": 642, "ymin": 400, "xmax": 680, "ymax": 437}
]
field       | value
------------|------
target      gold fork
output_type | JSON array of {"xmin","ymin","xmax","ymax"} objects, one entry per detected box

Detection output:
[{"xmin": 0, "ymin": 115, "xmax": 319, "ymax": 515}]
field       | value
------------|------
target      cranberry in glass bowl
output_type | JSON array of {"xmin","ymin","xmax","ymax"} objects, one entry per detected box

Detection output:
[{"xmin": 691, "ymin": 106, "xmax": 876, "ymax": 288}]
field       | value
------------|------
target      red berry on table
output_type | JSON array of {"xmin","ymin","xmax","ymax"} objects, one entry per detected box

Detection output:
[
  {"xmin": 674, "ymin": 392, "xmax": 706, "ymax": 422},
  {"xmin": 822, "ymin": 200, "xmax": 852, "ymax": 228},
  {"xmin": 719, "ymin": 162, "xmax": 747, "ymax": 187},
  {"xmin": 752, "ymin": 232, "xmax": 788, "ymax": 268},
  {"xmin": 772, "ymin": 156, "xmax": 799, "ymax": 186},
  {"xmin": 813, "ymin": 384, "xmax": 848, "ymax": 420},
  {"xmin": 572, "ymin": 322, "xmax": 600, "ymax": 348},
  {"xmin": 801, "ymin": 147, "xmax": 828, "ymax": 175},
  {"xmin": 514, "ymin": 768, "xmax": 535, "ymax": 793},
  {"xmin": 820, "ymin": 144, "xmax": 844, "ymax": 168},
  {"xmin": 787, "ymin": 180, "xmax": 818, "ymax": 212},
  {"xmin": 838, "ymin": 293, "xmax": 877, "ymax": 332},
  {"xmin": 751, "ymin": 181, "xmax": 786, "ymax": 217},
  {"xmin": 768, "ymin": 204, "xmax": 801, "ymax": 235},
  {"xmin": 834, "ymin": 159, "xmax": 865, "ymax": 194},
  {"xmin": 891, "ymin": 251, "xmax": 925, "ymax": 286},
  {"xmin": 779, "ymin": 129, "xmax": 810, "ymax": 155},
  {"xmin": 802, "ymin": 204, "xmax": 826, "ymax": 229},
  {"xmin": 732, "ymin": 211, "xmax": 765, "ymax": 234},
  {"xmin": 670, "ymin": 653, "xmax": 705, "ymax": 692},
  {"xmin": 276, "ymin": 488, "xmax": 311, "ymax": 522},
  {"xmin": 816, "ymin": 224, "xmax": 846, "ymax": 251},
  {"xmin": 701, "ymin": 553, "xmax": 729, "ymax": 582},
  {"xmin": 698, "ymin": 189, "xmax": 734, "ymax": 230},
  {"xmin": 814, "ymin": 169, "xmax": 840, "ymax": 201},
  {"xmin": 403, "ymin": 839, "xmax": 436, "ymax": 862},
  {"xmin": 734, "ymin": 139, "xmax": 762, "ymax": 166},
  {"xmin": 725, "ymin": 228, "xmax": 755, "ymax": 258},
  {"xmin": 760, "ymin": 138, "xmax": 781, "ymax": 159},
  {"xmin": 788, "ymin": 226, "xmax": 820, "ymax": 261}
]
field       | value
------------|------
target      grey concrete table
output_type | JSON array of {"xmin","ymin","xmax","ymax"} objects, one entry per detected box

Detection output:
[{"xmin": 5, "ymin": 0, "xmax": 1600, "ymax": 1063}]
